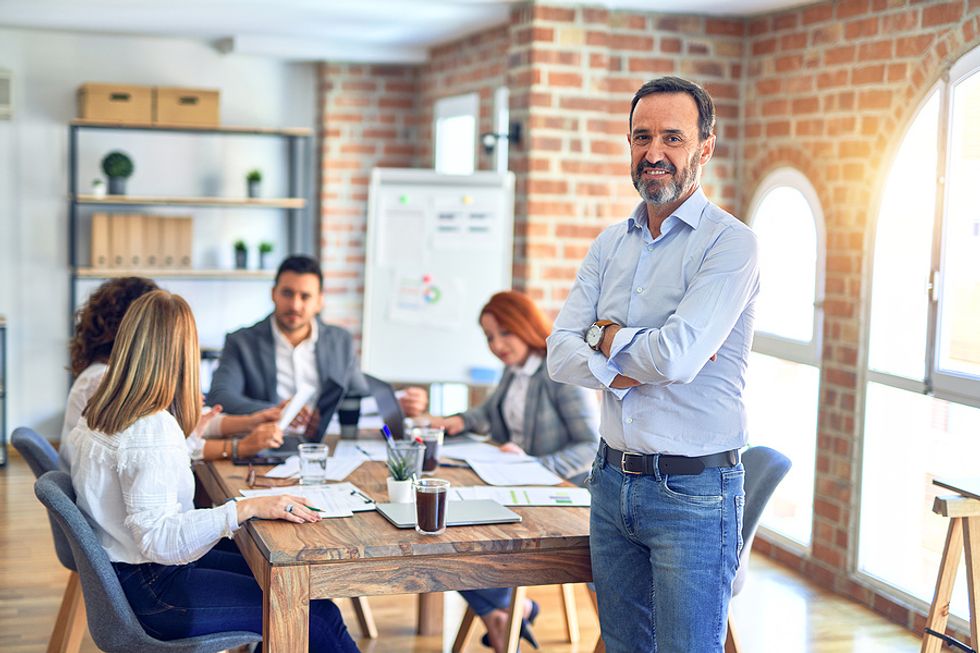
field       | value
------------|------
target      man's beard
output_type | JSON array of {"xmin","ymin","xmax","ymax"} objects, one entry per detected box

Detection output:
[{"xmin": 632, "ymin": 151, "xmax": 700, "ymax": 205}]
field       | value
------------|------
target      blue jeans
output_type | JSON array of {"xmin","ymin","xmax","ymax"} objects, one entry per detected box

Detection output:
[
  {"xmin": 459, "ymin": 588, "xmax": 512, "ymax": 616},
  {"xmin": 114, "ymin": 547, "xmax": 359, "ymax": 652},
  {"xmin": 588, "ymin": 451, "xmax": 744, "ymax": 653}
]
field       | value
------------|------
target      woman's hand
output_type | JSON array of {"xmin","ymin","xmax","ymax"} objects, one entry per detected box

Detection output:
[
  {"xmin": 398, "ymin": 387, "xmax": 429, "ymax": 417},
  {"xmin": 193, "ymin": 404, "xmax": 223, "ymax": 437},
  {"xmin": 237, "ymin": 422, "xmax": 284, "ymax": 458},
  {"xmin": 235, "ymin": 494, "xmax": 320, "ymax": 524},
  {"xmin": 499, "ymin": 442, "xmax": 526, "ymax": 455},
  {"xmin": 248, "ymin": 401, "xmax": 285, "ymax": 430}
]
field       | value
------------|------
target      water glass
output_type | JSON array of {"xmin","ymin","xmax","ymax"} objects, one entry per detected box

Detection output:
[
  {"xmin": 387, "ymin": 440, "xmax": 424, "ymax": 482},
  {"xmin": 298, "ymin": 443, "xmax": 328, "ymax": 485}
]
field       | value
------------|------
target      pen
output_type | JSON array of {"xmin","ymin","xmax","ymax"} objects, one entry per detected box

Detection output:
[
  {"xmin": 439, "ymin": 461, "xmax": 468, "ymax": 468},
  {"xmin": 305, "ymin": 504, "xmax": 323, "ymax": 512}
]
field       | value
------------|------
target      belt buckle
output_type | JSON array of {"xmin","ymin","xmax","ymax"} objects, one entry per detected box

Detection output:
[{"xmin": 621, "ymin": 451, "xmax": 644, "ymax": 475}]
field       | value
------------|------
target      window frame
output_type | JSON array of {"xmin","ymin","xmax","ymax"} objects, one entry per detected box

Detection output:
[{"xmin": 746, "ymin": 167, "xmax": 827, "ymax": 367}]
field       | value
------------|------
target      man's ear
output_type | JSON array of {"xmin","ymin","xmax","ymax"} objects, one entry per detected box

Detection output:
[{"xmin": 699, "ymin": 134, "xmax": 716, "ymax": 166}]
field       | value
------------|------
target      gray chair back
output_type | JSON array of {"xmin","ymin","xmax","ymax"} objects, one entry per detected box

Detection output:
[
  {"xmin": 34, "ymin": 470, "xmax": 261, "ymax": 653},
  {"xmin": 732, "ymin": 446, "xmax": 792, "ymax": 596},
  {"xmin": 11, "ymin": 426, "xmax": 76, "ymax": 571}
]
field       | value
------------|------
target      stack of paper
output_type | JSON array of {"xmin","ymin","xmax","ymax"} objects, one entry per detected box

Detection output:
[
  {"xmin": 333, "ymin": 440, "xmax": 388, "ymax": 461},
  {"xmin": 239, "ymin": 482, "xmax": 375, "ymax": 518},
  {"xmin": 467, "ymin": 460, "xmax": 563, "ymax": 486},
  {"xmin": 451, "ymin": 486, "xmax": 590, "ymax": 507},
  {"xmin": 441, "ymin": 441, "xmax": 531, "ymax": 464}
]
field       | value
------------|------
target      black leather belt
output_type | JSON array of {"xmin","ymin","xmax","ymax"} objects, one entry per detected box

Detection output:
[{"xmin": 600, "ymin": 440, "xmax": 739, "ymax": 476}]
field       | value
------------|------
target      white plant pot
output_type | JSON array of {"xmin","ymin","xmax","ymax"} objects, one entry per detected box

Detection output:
[{"xmin": 387, "ymin": 477, "xmax": 414, "ymax": 503}]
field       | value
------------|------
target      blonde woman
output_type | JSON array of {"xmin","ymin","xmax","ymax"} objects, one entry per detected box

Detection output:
[{"xmin": 66, "ymin": 290, "xmax": 358, "ymax": 650}]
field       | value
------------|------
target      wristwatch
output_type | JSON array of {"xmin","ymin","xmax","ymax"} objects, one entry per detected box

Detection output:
[{"xmin": 585, "ymin": 320, "xmax": 616, "ymax": 351}]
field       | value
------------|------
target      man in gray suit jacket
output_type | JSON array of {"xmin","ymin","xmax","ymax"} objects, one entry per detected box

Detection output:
[{"xmin": 208, "ymin": 255, "xmax": 368, "ymax": 439}]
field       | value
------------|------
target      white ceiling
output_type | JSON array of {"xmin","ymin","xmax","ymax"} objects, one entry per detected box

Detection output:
[{"xmin": 0, "ymin": 0, "xmax": 815, "ymax": 63}]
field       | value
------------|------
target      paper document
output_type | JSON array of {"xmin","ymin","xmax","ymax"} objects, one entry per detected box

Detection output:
[
  {"xmin": 264, "ymin": 456, "xmax": 300, "ymax": 478},
  {"xmin": 239, "ymin": 482, "xmax": 375, "ymax": 517},
  {"xmin": 265, "ymin": 455, "xmax": 362, "ymax": 481},
  {"xmin": 451, "ymin": 486, "xmax": 590, "ymax": 507},
  {"xmin": 277, "ymin": 384, "xmax": 317, "ymax": 431},
  {"xmin": 333, "ymin": 440, "xmax": 388, "ymax": 461},
  {"xmin": 441, "ymin": 441, "xmax": 530, "ymax": 464},
  {"xmin": 468, "ymin": 460, "xmax": 563, "ymax": 486}
]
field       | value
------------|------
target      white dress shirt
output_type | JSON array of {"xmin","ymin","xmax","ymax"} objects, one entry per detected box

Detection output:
[
  {"xmin": 548, "ymin": 188, "xmax": 760, "ymax": 456},
  {"xmin": 501, "ymin": 353, "xmax": 543, "ymax": 451},
  {"xmin": 66, "ymin": 410, "xmax": 239, "ymax": 565},
  {"xmin": 271, "ymin": 318, "xmax": 320, "ymax": 434}
]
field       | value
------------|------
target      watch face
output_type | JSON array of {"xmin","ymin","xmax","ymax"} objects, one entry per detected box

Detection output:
[{"xmin": 586, "ymin": 324, "xmax": 602, "ymax": 348}]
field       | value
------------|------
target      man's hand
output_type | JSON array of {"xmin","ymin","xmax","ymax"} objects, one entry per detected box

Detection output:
[
  {"xmin": 599, "ymin": 323, "xmax": 622, "ymax": 359},
  {"xmin": 398, "ymin": 387, "xmax": 429, "ymax": 418},
  {"xmin": 499, "ymin": 442, "xmax": 526, "ymax": 455},
  {"xmin": 238, "ymin": 423, "xmax": 285, "ymax": 458}
]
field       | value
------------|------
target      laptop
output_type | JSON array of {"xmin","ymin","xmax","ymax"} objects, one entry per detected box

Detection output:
[
  {"xmin": 364, "ymin": 374, "xmax": 405, "ymax": 438},
  {"xmin": 375, "ymin": 499, "xmax": 522, "ymax": 529}
]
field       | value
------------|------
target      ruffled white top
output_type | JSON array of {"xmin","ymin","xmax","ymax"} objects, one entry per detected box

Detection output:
[{"xmin": 66, "ymin": 410, "xmax": 239, "ymax": 565}]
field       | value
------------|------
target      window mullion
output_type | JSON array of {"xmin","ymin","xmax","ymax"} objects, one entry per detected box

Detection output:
[{"xmin": 925, "ymin": 76, "xmax": 951, "ymax": 393}]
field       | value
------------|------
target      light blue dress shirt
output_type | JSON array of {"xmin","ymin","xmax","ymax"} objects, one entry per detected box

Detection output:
[{"xmin": 547, "ymin": 187, "xmax": 759, "ymax": 456}]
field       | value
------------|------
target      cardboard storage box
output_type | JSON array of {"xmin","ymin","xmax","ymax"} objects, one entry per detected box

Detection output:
[
  {"xmin": 154, "ymin": 87, "xmax": 219, "ymax": 127},
  {"xmin": 77, "ymin": 83, "xmax": 153, "ymax": 124}
]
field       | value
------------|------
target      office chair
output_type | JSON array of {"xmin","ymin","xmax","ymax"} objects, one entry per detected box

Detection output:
[
  {"xmin": 34, "ymin": 470, "xmax": 262, "ymax": 653},
  {"xmin": 725, "ymin": 445, "xmax": 792, "ymax": 653},
  {"xmin": 12, "ymin": 426, "xmax": 87, "ymax": 653}
]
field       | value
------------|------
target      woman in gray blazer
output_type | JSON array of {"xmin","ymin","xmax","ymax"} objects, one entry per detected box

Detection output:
[{"xmin": 423, "ymin": 291, "xmax": 600, "ymax": 653}]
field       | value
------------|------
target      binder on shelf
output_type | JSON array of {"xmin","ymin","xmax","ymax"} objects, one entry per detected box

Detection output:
[
  {"xmin": 125, "ymin": 213, "xmax": 143, "ymax": 268},
  {"xmin": 142, "ymin": 215, "xmax": 161, "ymax": 268},
  {"xmin": 90, "ymin": 212, "xmax": 111, "ymax": 268},
  {"xmin": 160, "ymin": 217, "xmax": 177, "ymax": 268},
  {"xmin": 175, "ymin": 216, "xmax": 193, "ymax": 268},
  {"xmin": 108, "ymin": 213, "xmax": 127, "ymax": 268}
]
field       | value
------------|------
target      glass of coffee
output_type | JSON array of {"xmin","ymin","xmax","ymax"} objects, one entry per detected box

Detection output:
[
  {"xmin": 419, "ymin": 427, "xmax": 444, "ymax": 475},
  {"xmin": 298, "ymin": 443, "xmax": 328, "ymax": 485},
  {"xmin": 414, "ymin": 478, "xmax": 450, "ymax": 535}
]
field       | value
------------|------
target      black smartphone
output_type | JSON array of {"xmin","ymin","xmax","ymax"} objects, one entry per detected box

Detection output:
[{"xmin": 232, "ymin": 456, "xmax": 283, "ymax": 466}]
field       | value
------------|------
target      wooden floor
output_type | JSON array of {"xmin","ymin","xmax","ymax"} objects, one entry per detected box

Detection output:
[{"xmin": 0, "ymin": 453, "xmax": 921, "ymax": 652}]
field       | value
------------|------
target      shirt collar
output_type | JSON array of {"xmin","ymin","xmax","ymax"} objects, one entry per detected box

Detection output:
[
  {"xmin": 627, "ymin": 186, "xmax": 708, "ymax": 233},
  {"xmin": 511, "ymin": 352, "xmax": 543, "ymax": 377},
  {"xmin": 271, "ymin": 315, "xmax": 319, "ymax": 349}
]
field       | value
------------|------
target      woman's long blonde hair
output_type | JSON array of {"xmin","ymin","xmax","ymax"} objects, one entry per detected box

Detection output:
[{"xmin": 85, "ymin": 290, "xmax": 201, "ymax": 436}]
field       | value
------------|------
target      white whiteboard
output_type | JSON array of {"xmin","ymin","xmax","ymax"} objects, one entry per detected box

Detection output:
[{"xmin": 362, "ymin": 168, "xmax": 514, "ymax": 384}]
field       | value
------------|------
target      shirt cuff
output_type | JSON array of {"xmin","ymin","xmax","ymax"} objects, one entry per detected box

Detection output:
[
  {"xmin": 587, "ymin": 351, "xmax": 630, "ymax": 400},
  {"xmin": 220, "ymin": 498, "xmax": 240, "ymax": 534},
  {"xmin": 609, "ymin": 326, "xmax": 645, "ymax": 358}
]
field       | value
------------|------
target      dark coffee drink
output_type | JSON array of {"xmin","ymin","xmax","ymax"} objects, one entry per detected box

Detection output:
[
  {"xmin": 422, "ymin": 438, "xmax": 440, "ymax": 472},
  {"xmin": 414, "ymin": 478, "xmax": 450, "ymax": 535}
]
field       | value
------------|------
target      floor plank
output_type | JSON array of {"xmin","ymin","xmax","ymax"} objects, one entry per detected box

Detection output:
[{"xmin": 0, "ymin": 453, "xmax": 921, "ymax": 652}]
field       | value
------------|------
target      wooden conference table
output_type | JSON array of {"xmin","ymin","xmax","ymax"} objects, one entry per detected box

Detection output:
[{"xmin": 195, "ymin": 450, "xmax": 592, "ymax": 653}]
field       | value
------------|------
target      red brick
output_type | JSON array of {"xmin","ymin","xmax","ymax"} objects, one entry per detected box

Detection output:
[
  {"xmin": 706, "ymin": 17, "xmax": 744, "ymax": 36},
  {"xmin": 752, "ymin": 37, "xmax": 777, "ymax": 55},
  {"xmin": 586, "ymin": 30, "xmax": 609, "ymax": 47},
  {"xmin": 775, "ymin": 54, "xmax": 803, "ymax": 72},
  {"xmin": 923, "ymin": 1, "xmax": 962, "ymax": 27},
  {"xmin": 825, "ymin": 45, "xmax": 855, "ymax": 65},
  {"xmin": 858, "ymin": 89, "xmax": 892, "ymax": 110},
  {"xmin": 781, "ymin": 32, "xmax": 808, "ymax": 50},
  {"xmin": 766, "ymin": 121, "xmax": 791, "ymax": 137},
  {"xmin": 837, "ymin": 0, "xmax": 870, "ymax": 19},
  {"xmin": 628, "ymin": 57, "xmax": 675, "ymax": 74},
  {"xmin": 547, "ymin": 71, "xmax": 583, "ymax": 88},
  {"xmin": 852, "ymin": 64, "xmax": 885, "ymax": 85},
  {"xmin": 895, "ymin": 34, "xmax": 934, "ymax": 57},
  {"xmin": 617, "ymin": 35, "xmax": 655, "ymax": 51},
  {"xmin": 817, "ymin": 70, "xmax": 849, "ymax": 89},
  {"xmin": 845, "ymin": 16, "xmax": 878, "ymax": 39},
  {"xmin": 660, "ymin": 37, "xmax": 682, "ymax": 53},
  {"xmin": 532, "ymin": 5, "xmax": 575, "ymax": 22},
  {"xmin": 858, "ymin": 40, "xmax": 893, "ymax": 60},
  {"xmin": 803, "ymin": 3, "xmax": 833, "ymax": 24},
  {"xmin": 774, "ymin": 13, "xmax": 799, "ymax": 30},
  {"xmin": 881, "ymin": 9, "xmax": 919, "ymax": 32}
]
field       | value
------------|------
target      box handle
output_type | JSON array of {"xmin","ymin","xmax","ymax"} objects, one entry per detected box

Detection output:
[
  {"xmin": 109, "ymin": 92, "xmax": 131, "ymax": 102},
  {"xmin": 178, "ymin": 96, "xmax": 199, "ymax": 105}
]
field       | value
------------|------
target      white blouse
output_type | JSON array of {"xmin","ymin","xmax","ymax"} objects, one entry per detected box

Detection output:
[
  {"xmin": 60, "ymin": 362, "xmax": 222, "ymax": 466},
  {"xmin": 66, "ymin": 410, "xmax": 239, "ymax": 565},
  {"xmin": 500, "ymin": 354, "xmax": 543, "ymax": 451}
]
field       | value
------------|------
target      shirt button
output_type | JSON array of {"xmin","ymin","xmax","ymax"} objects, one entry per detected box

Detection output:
[
  {"xmin": 625, "ymin": 417, "xmax": 634, "ymax": 424},
  {"xmin": 647, "ymin": 245, "xmax": 654, "ymax": 251},
  {"xmin": 636, "ymin": 287, "xmax": 644, "ymax": 294}
]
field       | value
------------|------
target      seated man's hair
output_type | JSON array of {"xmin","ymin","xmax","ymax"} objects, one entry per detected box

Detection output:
[{"xmin": 275, "ymin": 255, "xmax": 323, "ymax": 289}]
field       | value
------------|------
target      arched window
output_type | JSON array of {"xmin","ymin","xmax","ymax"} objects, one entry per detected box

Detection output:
[
  {"xmin": 860, "ymin": 45, "xmax": 980, "ymax": 620},
  {"xmin": 745, "ymin": 167, "xmax": 825, "ymax": 547}
]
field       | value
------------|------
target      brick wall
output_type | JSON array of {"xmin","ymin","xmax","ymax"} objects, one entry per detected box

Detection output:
[
  {"xmin": 740, "ymin": 0, "xmax": 980, "ymax": 636},
  {"xmin": 318, "ymin": 63, "xmax": 419, "ymax": 337}
]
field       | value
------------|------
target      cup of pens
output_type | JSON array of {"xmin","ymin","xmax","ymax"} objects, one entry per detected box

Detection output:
[{"xmin": 386, "ymin": 440, "xmax": 423, "ymax": 503}]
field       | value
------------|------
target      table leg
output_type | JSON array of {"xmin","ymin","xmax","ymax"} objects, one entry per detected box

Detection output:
[
  {"xmin": 264, "ymin": 565, "xmax": 309, "ymax": 653},
  {"xmin": 921, "ymin": 517, "xmax": 964, "ymax": 653},
  {"xmin": 504, "ymin": 586, "xmax": 528, "ymax": 653},
  {"xmin": 962, "ymin": 516, "xmax": 980, "ymax": 647},
  {"xmin": 417, "ymin": 592, "xmax": 444, "ymax": 635}
]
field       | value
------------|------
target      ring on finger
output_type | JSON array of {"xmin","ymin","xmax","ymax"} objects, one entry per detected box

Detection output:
[{"xmin": 285, "ymin": 504, "xmax": 294, "ymax": 514}]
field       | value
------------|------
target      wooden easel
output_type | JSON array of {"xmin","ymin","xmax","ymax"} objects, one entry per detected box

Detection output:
[{"xmin": 921, "ymin": 490, "xmax": 980, "ymax": 653}]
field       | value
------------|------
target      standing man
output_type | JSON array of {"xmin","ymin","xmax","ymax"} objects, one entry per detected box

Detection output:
[
  {"xmin": 547, "ymin": 76, "xmax": 760, "ymax": 651},
  {"xmin": 208, "ymin": 255, "xmax": 369, "ymax": 439}
]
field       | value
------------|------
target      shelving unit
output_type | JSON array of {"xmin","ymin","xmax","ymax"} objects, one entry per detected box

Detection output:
[
  {"xmin": 67, "ymin": 120, "xmax": 315, "ymax": 325},
  {"xmin": 0, "ymin": 316, "xmax": 6, "ymax": 467}
]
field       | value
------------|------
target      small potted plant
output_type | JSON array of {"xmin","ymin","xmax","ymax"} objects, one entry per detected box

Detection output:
[
  {"xmin": 233, "ymin": 239, "xmax": 248, "ymax": 269},
  {"xmin": 91, "ymin": 178, "xmax": 106, "ymax": 198},
  {"xmin": 101, "ymin": 151, "xmax": 134, "ymax": 195},
  {"xmin": 246, "ymin": 169, "xmax": 262, "ymax": 199},
  {"xmin": 258, "ymin": 241, "xmax": 274, "ymax": 269},
  {"xmin": 386, "ymin": 442, "xmax": 422, "ymax": 503}
]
